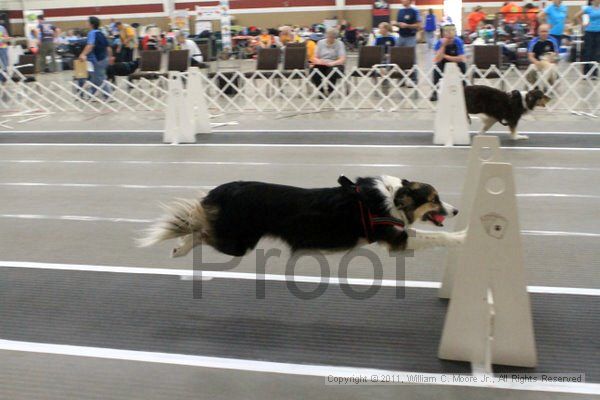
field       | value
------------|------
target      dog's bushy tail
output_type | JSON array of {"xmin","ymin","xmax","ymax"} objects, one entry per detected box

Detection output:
[{"xmin": 136, "ymin": 197, "xmax": 208, "ymax": 248}]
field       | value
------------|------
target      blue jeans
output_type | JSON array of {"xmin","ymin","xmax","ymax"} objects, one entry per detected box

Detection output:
[
  {"xmin": 0, "ymin": 48, "xmax": 7, "ymax": 83},
  {"xmin": 424, "ymin": 31, "xmax": 435, "ymax": 49},
  {"xmin": 0, "ymin": 47, "xmax": 8, "ymax": 69},
  {"xmin": 89, "ymin": 57, "xmax": 111, "ymax": 98},
  {"xmin": 398, "ymin": 36, "xmax": 417, "ymax": 47}
]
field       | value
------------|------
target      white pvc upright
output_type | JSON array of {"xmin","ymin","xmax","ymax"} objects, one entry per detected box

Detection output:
[
  {"xmin": 164, "ymin": 73, "xmax": 196, "ymax": 144},
  {"xmin": 438, "ymin": 162, "xmax": 537, "ymax": 368},
  {"xmin": 187, "ymin": 67, "xmax": 212, "ymax": 134},
  {"xmin": 433, "ymin": 62, "xmax": 470, "ymax": 146},
  {"xmin": 439, "ymin": 135, "xmax": 502, "ymax": 299}
]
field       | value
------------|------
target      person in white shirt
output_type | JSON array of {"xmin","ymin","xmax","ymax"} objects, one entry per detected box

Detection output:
[{"xmin": 175, "ymin": 31, "xmax": 203, "ymax": 65}]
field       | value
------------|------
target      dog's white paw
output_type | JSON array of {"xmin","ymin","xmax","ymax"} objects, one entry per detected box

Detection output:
[
  {"xmin": 512, "ymin": 134, "xmax": 529, "ymax": 141},
  {"xmin": 171, "ymin": 246, "xmax": 187, "ymax": 258}
]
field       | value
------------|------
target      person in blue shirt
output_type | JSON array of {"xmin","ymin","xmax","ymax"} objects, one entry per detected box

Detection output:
[
  {"xmin": 368, "ymin": 22, "xmax": 398, "ymax": 53},
  {"xmin": 424, "ymin": 9, "xmax": 437, "ymax": 49},
  {"xmin": 527, "ymin": 24, "xmax": 560, "ymax": 62},
  {"xmin": 396, "ymin": 0, "xmax": 421, "ymax": 47},
  {"xmin": 539, "ymin": 0, "xmax": 568, "ymax": 44},
  {"xmin": 575, "ymin": 0, "xmax": 600, "ymax": 78},
  {"xmin": 79, "ymin": 16, "xmax": 113, "ymax": 99},
  {"xmin": 430, "ymin": 25, "xmax": 466, "ymax": 101}
]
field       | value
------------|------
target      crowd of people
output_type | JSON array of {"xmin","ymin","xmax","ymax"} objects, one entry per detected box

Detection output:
[{"xmin": 0, "ymin": 0, "xmax": 597, "ymax": 99}]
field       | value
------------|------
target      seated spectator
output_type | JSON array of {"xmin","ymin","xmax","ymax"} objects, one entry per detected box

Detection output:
[
  {"xmin": 501, "ymin": 1, "xmax": 523, "ymax": 24},
  {"xmin": 256, "ymin": 28, "xmax": 276, "ymax": 48},
  {"xmin": 524, "ymin": 3, "xmax": 540, "ymax": 34},
  {"xmin": 306, "ymin": 32, "xmax": 323, "ymax": 63},
  {"xmin": 141, "ymin": 27, "xmax": 165, "ymax": 50},
  {"xmin": 174, "ymin": 31, "xmax": 203, "ymax": 65},
  {"xmin": 430, "ymin": 25, "xmax": 466, "ymax": 101},
  {"xmin": 276, "ymin": 25, "xmax": 302, "ymax": 47},
  {"xmin": 310, "ymin": 27, "xmax": 346, "ymax": 97},
  {"xmin": 368, "ymin": 22, "xmax": 399, "ymax": 51},
  {"xmin": 467, "ymin": 6, "xmax": 486, "ymax": 33},
  {"xmin": 527, "ymin": 24, "xmax": 559, "ymax": 85}
]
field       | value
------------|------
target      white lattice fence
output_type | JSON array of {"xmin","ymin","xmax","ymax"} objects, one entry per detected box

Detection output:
[{"xmin": 1, "ymin": 63, "xmax": 598, "ymax": 116}]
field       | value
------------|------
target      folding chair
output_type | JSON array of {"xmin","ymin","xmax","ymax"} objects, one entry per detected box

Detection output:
[
  {"xmin": 167, "ymin": 50, "xmax": 189, "ymax": 72},
  {"xmin": 244, "ymin": 47, "xmax": 280, "ymax": 96},
  {"xmin": 128, "ymin": 50, "xmax": 162, "ymax": 82},
  {"xmin": 471, "ymin": 45, "xmax": 504, "ymax": 88}
]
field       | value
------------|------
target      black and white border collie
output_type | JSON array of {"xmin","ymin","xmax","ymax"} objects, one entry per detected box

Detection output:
[
  {"xmin": 138, "ymin": 175, "xmax": 463, "ymax": 257},
  {"xmin": 465, "ymin": 85, "xmax": 550, "ymax": 140}
]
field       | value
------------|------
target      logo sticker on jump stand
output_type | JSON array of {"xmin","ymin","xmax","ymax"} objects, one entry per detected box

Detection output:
[{"xmin": 480, "ymin": 213, "xmax": 508, "ymax": 239}]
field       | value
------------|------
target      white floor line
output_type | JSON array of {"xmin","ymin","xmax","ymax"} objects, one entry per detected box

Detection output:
[
  {"xmin": 4, "ymin": 128, "xmax": 600, "ymax": 136},
  {"xmin": 0, "ymin": 182, "xmax": 213, "ymax": 190},
  {"xmin": 521, "ymin": 230, "xmax": 600, "ymax": 238},
  {"xmin": 209, "ymin": 129, "xmax": 600, "ymax": 136},
  {"xmin": 1, "ymin": 339, "xmax": 598, "ymax": 394},
  {"xmin": 0, "ymin": 214, "xmax": 151, "ymax": 224},
  {"xmin": 1, "ymin": 160, "xmax": 598, "ymax": 172},
  {"xmin": 1, "ymin": 183, "xmax": 599, "ymax": 200},
  {"xmin": 0, "ymin": 143, "xmax": 598, "ymax": 151},
  {"xmin": 2, "ymin": 261, "xmax": 599, "ymax": 297}
]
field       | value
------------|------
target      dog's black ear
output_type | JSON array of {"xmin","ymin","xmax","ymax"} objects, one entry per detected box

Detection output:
[
  {"xmin": 394, "ymin": 187, "xmax": 412, "ymax": 208},
  {"xmin": 401, "ymin": 179, "xmax": 411, "ymax": 187},
  {"xmin": 338, "ymin": 175, "xmax": 355, "ymax": 188}
]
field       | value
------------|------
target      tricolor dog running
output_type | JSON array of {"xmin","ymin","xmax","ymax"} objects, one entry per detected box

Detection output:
[{"xmin": 138, "ymin": 175, "xmax": 464, "ymax": 257}]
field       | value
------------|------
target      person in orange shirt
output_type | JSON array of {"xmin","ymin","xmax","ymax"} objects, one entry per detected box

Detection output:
[
  {"xmin": 256, "ymin": 28, "xmax": 275, "ymax": 49},
  {"xmin": 467, "ymin": 6, "xmax": 487, "ymax": 33},
  {"xmin": 501, "ymin": 2, "xmax": 523, "ymax": 24},
  {"xmin": 524, "ymin": 3, "xmax": 540, "ymax": 33}
]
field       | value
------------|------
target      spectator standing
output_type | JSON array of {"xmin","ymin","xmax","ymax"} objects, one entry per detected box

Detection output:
[
  {"xmin": 467, "ymin": 6, "xmax": 486, "ymax": 33},
  {"xmin": 575, "ymin": 0, "xmax": 600, "ymax": 78},
  {"xmin": 539, "ymin": 0, "xmax": 568, "ymax": 44},
  {"xmin": 0, "ymin": 23, "xmax": 9, "ymax": 73},
  {"xmin": 116, "ymin": 22, "xmax": 137, "ymax": 62},
  {"xmin": 430, "ymin": 25, "xmax": 466, "ymax": 101},
  {"xmin": 311, "ymin": 27, "xmax": 346, "ymax": 97},
  {"xmin": 36, "ymin": 15, "xmax": 59, "ymax": 72},
  {"xmin": 79, "ymin": 16, "xmax": 112, "ymax": 99},
  {"xmin": 396, "ymin": 0, "xmax": 421, "ymax": 47},
  {"xmin": 424, "ymin": 9, "xmax": 437, "ymax": 49}
]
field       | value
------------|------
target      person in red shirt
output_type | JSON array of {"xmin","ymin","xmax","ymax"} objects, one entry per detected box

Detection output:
[{"xmin": 467, "ymin": 6, "xmax": 486, "ymax": 33}]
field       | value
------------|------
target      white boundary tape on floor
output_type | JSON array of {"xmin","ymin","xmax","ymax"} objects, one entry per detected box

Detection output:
[
  {"xmin": 1, "ymin": 338, "xmax": 599, "ymax": 395},
  {"xmin": 1, "ymin": 143, "xmax": 599, "ymax": 151},
  {"xmin": 1, "ymin": 159, "xmax": 599, "ymax": 172},
  {"xmin": 1, "ymin": 261, "xmax": 599, "ymax": 297},
  {"xmin": 3, "ymin": 129, "xmax": 600, "ymax": 136}
]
